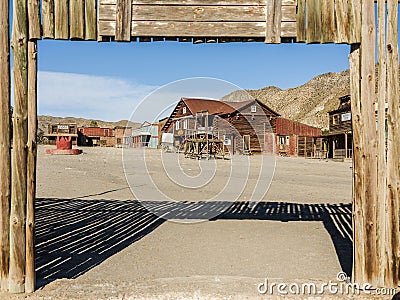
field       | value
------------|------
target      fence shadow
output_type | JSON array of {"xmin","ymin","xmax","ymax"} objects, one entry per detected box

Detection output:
[
  {"xmin": 35, "ymin": 198, "xmax": 165, "ymax": 287},
  {"xmin": 35, "ymin": 199, "xmax": 352, "ymax": 287}
]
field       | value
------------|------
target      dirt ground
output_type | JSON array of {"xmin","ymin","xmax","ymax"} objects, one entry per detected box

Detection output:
[{"xmin": 2, "ymin": 146, "xmax": 393, "ymax": 299}]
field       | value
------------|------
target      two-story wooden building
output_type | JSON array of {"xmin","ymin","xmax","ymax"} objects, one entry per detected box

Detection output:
[
  {"xmin": 161, "ymin": 97, "xmax": 279, "ymax": 155},
  {"xmin": 162, "ymin": 97, "xmax": 322, "ymax": 156},
  {"xmin": 324, "ymin": 95, "xmax": 353, "ymax": 159}
]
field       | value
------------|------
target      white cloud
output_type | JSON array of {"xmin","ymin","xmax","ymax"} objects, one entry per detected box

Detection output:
[{"xmin": 37, "ymin": 71, "xmax": 157, "ymax": 122}]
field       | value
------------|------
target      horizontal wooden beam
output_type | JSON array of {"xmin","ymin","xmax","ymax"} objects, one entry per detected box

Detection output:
[
  {"xmin": 99, "ymin": 5, "xmax": 296, "ymax": 22},
  {"xmin": 100, "ymin": 0, "xmax": 296, "ymax": 5},
  {"xmin": 99, "ymin": 20, "xmax": 296, "ymax": 38}
]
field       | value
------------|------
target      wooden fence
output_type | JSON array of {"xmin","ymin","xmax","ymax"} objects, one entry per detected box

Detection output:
[{"xmin": 0, "ymin": 0, "xmax": 399, "ymax": 294}]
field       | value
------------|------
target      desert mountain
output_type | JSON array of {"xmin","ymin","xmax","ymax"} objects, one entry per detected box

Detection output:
[{"xmin": 222, "ymin": 70, "xmax": 351, "ymax": 129}]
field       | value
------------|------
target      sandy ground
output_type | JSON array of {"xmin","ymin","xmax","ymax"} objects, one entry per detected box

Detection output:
[{"xmin": 2, "ymin": 146, "xmax": 393, "ymax": 299}]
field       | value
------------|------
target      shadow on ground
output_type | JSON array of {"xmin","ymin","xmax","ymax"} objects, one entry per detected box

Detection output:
[{"xmin": 35, "ymin": 198, "xmax": 352, "ymax": 287}]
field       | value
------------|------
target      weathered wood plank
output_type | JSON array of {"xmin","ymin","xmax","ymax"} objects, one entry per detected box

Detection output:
[
  {"xmin": 385, "ymin": 0, "xmax": 400, "ymax": 287},
  {"xmin": 265, "ymin": 0, "xmax": 282, "ymax": 43},
  {"xmin": 26, "ymin": 40, "xmax": 37, "ymax": 293},
  {"xmin": 335, "ymin": 0, "xmax": 349, "ymax": 43},
  {"xmin": 54, "ymin": 0, "xmax": 69, "ymax": 39},
  {"xmin": 99, "ymin": 20, "xmax": 297, "ymax": 38},
  {"xmin": 320, "ymin": 0, "xmax": 336, "ymax": 43},
  {"xmin": 281, "ymin": 5, "xmax": 295, "ymax": 22},
  {"xmin": 28, "ymin": 0, "xmax": 41, "ymax": 39},
  {"xmin": 70, "ymin": 0, "xmax": 85, "ymax": 39},
  {"xmin": 100, "ymin": 0, "xmax": 297, "ymax": 5},
  {"xmin": 10, "ymin": 0, "xmax": 29, "ymax": 292},
  {"xmin": 116, "ymin": 0, "xmax": 132, "ymax": 41},
  {"xmin": 42, "ymin": 0, "xmax": 55, "ymax": 38},
  {"xmin": 100, "ymin": 20, "xmax": 271, "ymax": 37},
  {"xmin": 296, "ymin": 0, "xmax": 305, "ymax": 42},
  {"xmin": 281, "ymin": 21, "xmax": 295, "ymax": 37},
  {"xmin": 360, "ymin": 0, "xmax": 377, "ymax": 285},
  {"xmin": 85, "ymin": 0, "xmax": 97, "ymax": 40},
  {"xmin": 349, "ymin": 44, "xmax": 365, "ymax": 284},
  {"xmin": 306, "ymin": 0, "xmax": 321, "ymax": 43},
  {"xmin": 376, "ymin": 0, "xmax": 387, "ymax": 288},
  {"xmin": 348, "ymin": 0, "xmax": 361, "ymax": 44},
  {"xmin": 98, "ymin": 5, "xmax": 295, "ymax": 22},
  {"xmin": 0, "ymin": 0, "xmax": 11, "ymax": 291}
]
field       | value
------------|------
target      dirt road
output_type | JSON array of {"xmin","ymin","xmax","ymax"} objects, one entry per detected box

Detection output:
[{"xmin": 3, "ymin": 146, "xmax": 381, "ymax": 299}]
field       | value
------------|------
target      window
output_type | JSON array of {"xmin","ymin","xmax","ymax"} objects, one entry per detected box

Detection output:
[
  {"xmin": 223, "ymin": 135, "xmax": 231, "ymax": 145},
  {"xmin": 175, "ymin": 121, "xmax": 180, "ymax": 130},
  {"xmin": 332, "ymin": 114, "xmax": 340, "ymax": 125},
  {"xmin": 183, "ymin": 119, "xmax": 188, "ymax": 129},
  {"xmin": 251, "ymin": 105, "xmax": 257, "ymax": 113},
  {"xmin": 183, "ymin": 107, "xmax": 187, "ymax": 114}
]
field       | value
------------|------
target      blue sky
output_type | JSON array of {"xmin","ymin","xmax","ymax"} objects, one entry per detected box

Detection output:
[{"xmin": 36, "ymin": 40, "xmax": 350, "ymax": 122}]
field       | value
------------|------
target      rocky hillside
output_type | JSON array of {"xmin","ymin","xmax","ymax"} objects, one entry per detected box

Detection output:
[
  {"xmin": 222, "ymin": 70, "xmax": 351, "ymax": 129},
  {"xmin": 38, "ymin": 116, "xmax": 140, "ymax": 134}
]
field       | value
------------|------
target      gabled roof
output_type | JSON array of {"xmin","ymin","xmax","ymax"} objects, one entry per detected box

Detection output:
[{"xmin": 181, "ymin": 97, "xmax": 261, "ymax": 116}]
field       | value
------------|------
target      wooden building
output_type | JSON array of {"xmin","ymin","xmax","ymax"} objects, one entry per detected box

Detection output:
[
  {"xmin": 274, "ymin": 117, "xmax": 323, "ymax": 157},
  {"xmin": 324, "ymin": 95, "xmax": 353, "ymax": 159},
  {"xmin": 162, "ymin": 97, "xmax": 322, "ymax": 156},
  {"xmin": 43, "ymin": 123, "xmax": 78, "ymax": 145},
  {"xmin": 132, "ymin": 122, "xmax": 162, "ymax": 148}
]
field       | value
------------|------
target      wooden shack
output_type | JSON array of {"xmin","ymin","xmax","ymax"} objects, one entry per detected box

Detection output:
[
  {"xmin": 274, "ymin": 117, "xmax": 322, "ymax": 157},
  {"xmin": 324, "ymin": 95, "xmax": 353, "ymax": 159}
]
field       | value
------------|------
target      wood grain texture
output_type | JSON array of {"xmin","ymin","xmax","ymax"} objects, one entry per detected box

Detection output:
[
  {"xmin": 265, "ymin": 0, "xmax": 282, "ymax": 43},
  {"xmin": 376, "ymin": 0, "xmax": 387, "ymax": 288},
  {"xmin": 70, "ymin": 0, "xmax": 85, "ymax": 39},
  {"xmin": 54, "ymin": 0, "xmax": 69, "ymax": 39},
  {"xmin": 360, "ymin": 0, "xmax": 377, "ymax": 285},
  {"xmin": 28, "ymin": 0, "xmax": 41, "ymax": 39},
  {"xmin": 99, "ymin": 5, "xmax": 286, "ymax": 22},
  {"xmin": 385, "ymin": 0, "xmax": 400, "ymax": 287},
  {"xmin": 334, "ymin": 0, "xmax": 348, "ymax": 43},
  {"xmin": 100, "ymin": 0, "xmax": 296, "ymax": 4},
  {"xmin": 349, "ymin": 44, "xmax": 365, "ymax": 284},
  {"xmin": 10, "ymin": 0, "xmax": 29, "ymax": 292},
  {"xmin": 101, "ymin": 20, "xmax": 267, "ymax": 36},
  {"xmin": 116, "ymin": 0, "xmax": 132, "ymax": 41},
  {"xmin": 296, "ymin": 0, "xmax": 305, "ymax": 42},
  {"xmin": 0, "ymin": 0, "xmax": 11, "ymax": 291},
  {"xmin": 26, "ymin": 40, "xmax": 37, "ymax": 294},
  {"xmin": 42, "ymin": 0, "xmax": 55, "ymax": 38},
  {"xmin": 348, "ymin": 0, "xmax": 361, "ymax": 44},
  {"xmin": 85, "ymin": 0, "xmax": 97, "ymax": 40},
  {"xmin": 320, "ymin": 0, "xmax": 336, "ymax": 43},
  {"xmin": 306, "ymin": 0, "xmax": 321, "ymax": 43}
]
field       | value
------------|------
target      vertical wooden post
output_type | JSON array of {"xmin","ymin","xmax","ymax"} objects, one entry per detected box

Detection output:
[
  {"xmin": 0, "ymin": 0, "xmax": 11, "ymax": 292},
  {"xmin": 385, "ymin": 0, "xmax": 400, "ymax": 287},
  {"xmin": 376, "ymin": 0, "xmax": 387, "ymax": 288},
  {"xmin": 344, "ymin": 133, "xmax": 348, "ymax": 159},
  {"xmin": 10, "ymin": 0, "xmax": 29, "ymax": 292},
  {"xmin": 26, "ymin": 40, "xmax": 37, "ymax": 293},
  {"xmin": 360, "ymin": 0, "xmax": 378, "ymax": 285},
  {"xmin": 350, "ymin": 44, "xmax": 365, "ymax": 283}
]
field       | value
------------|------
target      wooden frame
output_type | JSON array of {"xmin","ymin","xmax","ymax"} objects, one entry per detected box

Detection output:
[{"xmin": 0, "ymin": 0, "xmax": 399, "ymax": 294}]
